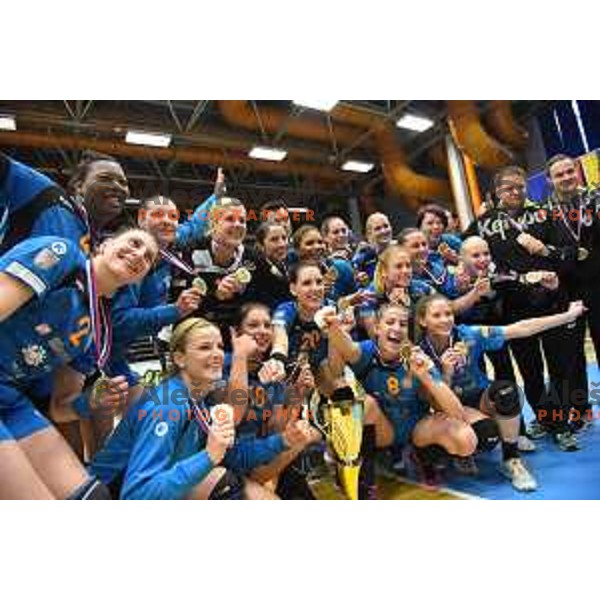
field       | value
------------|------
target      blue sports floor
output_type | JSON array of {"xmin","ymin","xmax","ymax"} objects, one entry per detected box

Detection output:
[{"xmin": 441, "ymin": 364, "xmax": 600, "ymax": 500}]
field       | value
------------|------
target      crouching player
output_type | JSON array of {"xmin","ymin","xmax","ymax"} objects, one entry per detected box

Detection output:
[
  {"xmin": 88, "ymin": 318, "xmax": 316, "ymax": 499},
  {"xmin": 323, "ymin": 303, "xmax": 477, "ymax": 496},
  {"xmin": 416, "ymin": 294, "xmax": 586, "ymax": 491}
]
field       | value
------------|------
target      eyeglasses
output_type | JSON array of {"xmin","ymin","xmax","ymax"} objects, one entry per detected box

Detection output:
[{"xmin": 497, "ymin": 185, "xmax": 525, "ymax": 195}]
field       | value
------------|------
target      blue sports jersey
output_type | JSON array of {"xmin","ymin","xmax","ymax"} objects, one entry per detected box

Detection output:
[
  {"xmin": 89, "ymin": 374, "xmax": 287, "ymax": 499},
  {"xmin": 413, "ymin": 253, "xmax": 459, "ymax": 298},
  {"xmin": 443, "ymin": 232, "xmax": 462, "ymax": 251},
  {"xmin": 0, "ymin": 154, "xmax": 57, "ymax": 246},
  {"xmin": 0, "ymin": 154, "xmax": 89, "ymax": 255},
  {"xmin": 0, "ymin": 236, "xmax": 97, "ymax": 386},
  {"xmin": 272, "ymin": 300, "xmax": 329, "ymax": 368},
  {"xmin": 352, "ymin": 244, "xmax": 379, "ymax": 282},
  {"xmin": 174, "ymin": 194, "xmax": 217, "ymax": 248},
  {"xmin": 111, "ymin": 258, "xmax": 179, "ymax": 348},
  {"xmin": 324, "ymin": 257, "xmax": 356, "ymax": 301},
  {"xmin": 351, "ymin": 339, "xmax": 437, "ymax": 445},
  {"xmin": 419, "ymin": 324, "xmax": 506, "ymax": 400},
  {"xmin": 223, "ymin": 353, "xmax": 288, "ymax": 440}
]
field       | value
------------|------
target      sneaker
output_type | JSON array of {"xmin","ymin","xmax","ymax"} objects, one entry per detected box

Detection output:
[
  {"xmin": 453, "ymin": 455, "xmax": 479, "ymax": 476},
  {"xmin": 518, "ymin": 435, "xmax": 536, "ymax": 453},
  {"xmin": 570, "ymin": 417, "xmax": 593, "ymax": 434},
  {"xmin": 554, "ymin": 431, "xmax": 580, "ymax": 452},
  {"xmin": 526, "ymin": 421, "xmax": 548, "ymax": 440},
  {"xmin": 405, "ymin": 448, "xmax": 443, "ymax": 489},
  {"xmin": 501, "ymin": 458, "xmax": 537, "ymax": 492}
]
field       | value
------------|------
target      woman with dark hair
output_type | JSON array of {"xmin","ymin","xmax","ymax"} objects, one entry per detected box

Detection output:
[
  {"xmin": 0, "ymin": 228, "xmax": 158, "ymax": 498},
  {"xmin": 250, "ymin": 221, "xmax": 292, "ymax": 310},
  {"xmin": 291, "ymin": 224, "xmax": 356, "ymax": 301},
  {"xmin": 417, "ymin": 203, "xmax": 462, "ymax": 265},
  {"xmin": 0, "ymin": 150, "xmax": 130, "ymax": 255},
  {"xmin": 230, "ymin": 302, "xmax": 321, "ymax": 498}
]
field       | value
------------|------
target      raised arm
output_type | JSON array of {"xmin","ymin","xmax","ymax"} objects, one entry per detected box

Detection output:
[{"xmin": 503, "ymin": 301, "xmax": 586, "ymax": 340}]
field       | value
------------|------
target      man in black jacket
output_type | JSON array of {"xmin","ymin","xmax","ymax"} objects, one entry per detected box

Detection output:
[
  {"xmin": 464, "ymin": 165, "xmax": 581, "ymax": 451},
  {"xmin": 535, "ymin": 154, "xmax": 600, "ymax": 435}
]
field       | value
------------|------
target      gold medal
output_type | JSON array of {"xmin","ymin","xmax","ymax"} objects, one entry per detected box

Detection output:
[
  {"xmin": 233, "ymin": 267, "xmax": 252, "ymax": 284},
  {"xmin": 453, "ymin": 341, "xmax": 468, "ymax": 357},
  {"xmin": 192, "ymin": 277, "xmax": 208, "ymax": 295},
  {"xmin": 91, "ymin": 373, "xmax": 112, "ymax": 411},
  {"xmin": 577, "ymin": 247, "xmax": 589, "ymax": 261},
  {"xmin": 524, "ymin": 271, "xmax": 544, "ymax": 285},
  {"xmin": 399, "ymin": 341, "xmax": 413, "ymax": 365}
]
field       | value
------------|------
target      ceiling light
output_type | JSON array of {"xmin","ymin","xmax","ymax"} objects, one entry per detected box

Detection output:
[
  {"xmin": 248, "ymin": 146, "xmax": 288, "ymax": 162},
  {"xmin": 293, "ymin": 100, "xmax": 338, "ymax": 112},
  {"xmin": 341, "ymin": 160, "xmax": 374, "ymax": 173},
  {"xmin": 125, "ymin": 130, "xmax": 172, "ymax": 147},
  {"xmin": 0, "ymin": 115, "xmax": 16, "ymax": 131},
  {"xmin": 396, "ymin": 113, "xmax": 434, "ymax": 132}
]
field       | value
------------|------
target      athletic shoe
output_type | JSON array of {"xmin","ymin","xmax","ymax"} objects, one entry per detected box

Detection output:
[
  {"xmin": 518, "ymin": 435, "xmax": 536, "ymax": 453},
  {"xmin": 570, "ymin": 417, "xmax": 593, "ymax": 434},
  {"xmin": 405, "ymin": 447, "xmax": 443, "ymax": 489},
  {"xmin": 500, "ymin": 458, "xmax": 538, "ymax": 492},
  {"xmin": 554, "ymin": 431, "xmax": 580, "ymax": 452},
  {"xmin": 453, "ymin": 455, "xmax": 479, "ymax": 476},
  {"xmin": 526, "ymin": 421, "xmax": 548, "ymax": 440}
]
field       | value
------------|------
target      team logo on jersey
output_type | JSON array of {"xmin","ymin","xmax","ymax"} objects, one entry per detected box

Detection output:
[
  {"xmin": 21, "ymin": 344, "xmax": 48, "ymax": 367},
  {"xmin": 51, "ymin": 241, "xmax": 68, "ymax": 256},
  {"xmin": 33, "ymin": 248, "xmax": 61, "ymax": 270},
  {"xmin": 154, "ymin": 422, "xmax": 169, "ymax": 437}
]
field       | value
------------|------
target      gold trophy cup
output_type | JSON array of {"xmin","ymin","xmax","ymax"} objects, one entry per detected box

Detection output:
[{"xmin": 308, "ymin": 375, "xmax": 365, "ymax": 500}]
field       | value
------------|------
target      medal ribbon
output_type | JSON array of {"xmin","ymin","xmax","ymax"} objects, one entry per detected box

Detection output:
[
  {"xmin": 555, "ymin": 199, "xmax": 583, "ymax": 244},
  {"xmin": 85, "ymin": 260, "xmax": 112, "ymax": 372},
  {"xmin": 159, "ymin": 247, "xmax": 196, "ymax": 275}
]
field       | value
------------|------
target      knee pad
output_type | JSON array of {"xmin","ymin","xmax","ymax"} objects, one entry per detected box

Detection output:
[
  {"xmin": 487, "ymin": 381, "xmax": 521, "ymax": 417},
  {"xmin": 67, "ymin": 477, "xmax": 112, "ymax": 500},
  {"xmin": 208, "ymin": 470, "xmax": 244, "ymax": 500},
  {"xmin": 472, "ymin": 418, "xmax": 500, "ymax": 453}
]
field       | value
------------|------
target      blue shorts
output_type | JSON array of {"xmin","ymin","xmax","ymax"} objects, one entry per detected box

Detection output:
[
  {"xmin": 379, "ymin": 401, "xmax": 429, "ymax": 446},
  {"xmin": 0, "ymin": 380, "xmax": 52, "ymax": 441}
]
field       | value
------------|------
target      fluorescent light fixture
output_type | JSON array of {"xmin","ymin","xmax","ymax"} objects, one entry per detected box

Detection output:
[
  {"xmin": 341, "ymin": 160, "xmax": 374, "ymax": 173},
  {"xmin": 125, "ymin": 198, "xmax": 141, "ymax": 206},
  {"xmin": 396, "ymin": 113, "xmax": 434, "ymax": 132},
  {"xmin": 0, "ymin": 115, "xmax": 16, "ymax": 131},
  {"xmin": 288, "ymin": 207, "xmax": 310, "ymax": 213},
  {"xmin": 248, "ymin": 146, "xmax": 288, "ymax": 162},
  {"xmin": 125, "ymin": 130, "xmax": 172, "ymax": 148},
  {"xmin": 293, "ymin": 100, "xmax": 338, "ymax": 112}
]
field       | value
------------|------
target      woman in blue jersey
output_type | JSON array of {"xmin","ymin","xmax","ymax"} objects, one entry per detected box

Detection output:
[
  {"xmin": 324, "ymin": 302, "xmax": 476, "ymax": 492},
  {"xmin": 291, "ymin": 225, "xmax": 356, "ymax": 302},
  {"xmin": 268, "ymin": 261, "xmax": 332, "ymax": 386},
  {"xmin": 230, "ymin": 303, "xmax": 322, "ymax": 498},
  {"xmin": 416, "ymin": 294, "xmax": 586, "ymax": 491},
  {"xmin": 90, "ymin": 318, "xmax": 316, "ymax": 500},
  {"xmin": 0, "ymin": 228, "xmax": 158, "ymax": 499},
  {"xmin": 417, "ymin": 203, "xmax": 462, "ymax": 266},
  {"xmin": 357, "ymin": 244, "xmax": 435, "ymax": 340}
]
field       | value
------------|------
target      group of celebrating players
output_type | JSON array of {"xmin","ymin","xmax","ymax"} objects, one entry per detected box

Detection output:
[{"xmin": 0, "ymin": 148, "xmax": 597, "ymax": 499}]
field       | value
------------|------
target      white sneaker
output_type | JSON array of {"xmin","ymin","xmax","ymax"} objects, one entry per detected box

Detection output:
[
  {"xmin": 501, "ymin": 458, "xmax": 537, "ymax": 492},
  {"xmin": 518, "ymin": 435, "xmax": 536, "ymax": 452}
]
